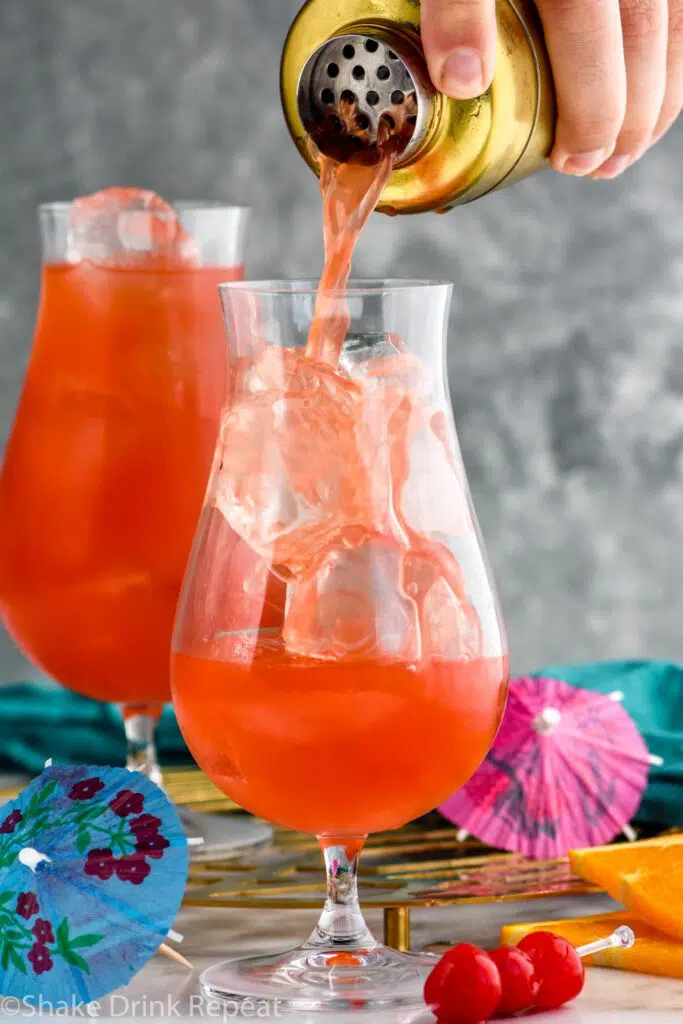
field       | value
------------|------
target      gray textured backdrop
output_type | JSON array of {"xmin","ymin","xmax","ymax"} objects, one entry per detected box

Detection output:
[{"xmin": 1, "ymin": 0, "xmax": 682, "ymax": 680}]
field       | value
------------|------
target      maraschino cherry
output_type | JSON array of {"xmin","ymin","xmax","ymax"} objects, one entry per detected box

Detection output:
[
  {"xmin": 424, "ymin": 942, "xmax": 502, "ymax": 1023},
  {"xmin": 516, "ymin": 930, "xmax": 585, "ymax": 1010},
  {"xmin": 488, "ymin": 945, "xmax": 539, "ymax": 1017}
]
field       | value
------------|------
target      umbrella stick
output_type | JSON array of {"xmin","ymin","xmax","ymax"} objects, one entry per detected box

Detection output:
[{"xmin": 158, "ymin": 943, "xmax": 193, "ymax": 970}]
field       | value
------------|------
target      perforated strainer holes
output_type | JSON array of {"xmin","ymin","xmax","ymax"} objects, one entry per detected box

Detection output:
[{"xmin": 299, "ymin": 32, "xmax": 426, "ymax": 163}]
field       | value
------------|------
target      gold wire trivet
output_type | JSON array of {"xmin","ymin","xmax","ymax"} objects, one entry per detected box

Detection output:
[
  {"xmin": 162, "ymin": 767, "xmax": 241, "ymax": 814},
  {"xmin": 184, "ymin": 823, "xmax": 598, "ymax": 952}
]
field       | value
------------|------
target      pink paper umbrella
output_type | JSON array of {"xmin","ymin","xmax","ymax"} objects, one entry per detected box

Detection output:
[{"xmin": 439, "ymin": 676, "xmax": 661, "ymax": 859}]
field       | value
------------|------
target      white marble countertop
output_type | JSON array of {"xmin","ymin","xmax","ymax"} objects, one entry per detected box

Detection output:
[{"xmin": 4, "ymin": 892, "xmax": 681, "ymax": 1023}]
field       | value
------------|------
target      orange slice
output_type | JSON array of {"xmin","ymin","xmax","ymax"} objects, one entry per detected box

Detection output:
[
  {"xmin": 569, "ymin": 834, "xmax": 683, "ymax": 940},
  {"xmin": 501, "ymin": 910, "xmax": 683, "ymax": 979}
]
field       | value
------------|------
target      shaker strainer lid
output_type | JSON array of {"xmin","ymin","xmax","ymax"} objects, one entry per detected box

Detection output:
[{"xmin": 296, "ymin": 33, "xmax": 433, "ymax": 164}]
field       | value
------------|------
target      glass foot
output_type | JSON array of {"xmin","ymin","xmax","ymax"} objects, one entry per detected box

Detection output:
[
  {"xmin": 178, "ymin": 807, "xmax": 272, "ymax": 859},
  {"xmin": 201, "ymin": 941, "xmax": 436, "ymax": 1011}
]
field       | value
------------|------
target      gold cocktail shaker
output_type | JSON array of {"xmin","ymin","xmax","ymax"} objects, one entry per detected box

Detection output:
[{"xmin": 281, "ymin": 0, "xmax": 556, "ymax": 214}]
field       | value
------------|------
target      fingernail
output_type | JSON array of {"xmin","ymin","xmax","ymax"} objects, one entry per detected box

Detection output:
[
  {"xmin": 557, "ymin": 150, "xmax": 608, "ymax": 176},
  {"xmin": 441, "ymin": 49, "xmax": 485, "ymax": 96},
  {"xmin": 593, "ymin": 154, "xmax": 631, "ymax": 179}
]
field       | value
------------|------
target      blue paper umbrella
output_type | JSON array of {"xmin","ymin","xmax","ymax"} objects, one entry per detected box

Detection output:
[{"xmin": 0, "ymin": 764, "xmax": 188, "ymax": 1002}]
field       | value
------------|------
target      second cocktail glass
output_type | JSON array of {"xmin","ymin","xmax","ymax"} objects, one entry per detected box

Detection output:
[
  {"xmin": 0, "ymin": 192, "xmax": 247, "ymax": 791},
  {"xmin": 172, "ymin": 279, "xmax": 509, "ymax": 1009}
]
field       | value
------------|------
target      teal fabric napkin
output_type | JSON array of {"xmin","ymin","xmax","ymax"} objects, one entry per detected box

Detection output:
[
  {"xmin": 0, "ymin": 682, "xmax": 191, "ymax": 775},
  {"xmin": 538, "ymin": 660, "xmax": 683, "ymax": 826}
]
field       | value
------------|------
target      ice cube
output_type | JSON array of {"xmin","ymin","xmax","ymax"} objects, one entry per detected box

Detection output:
[
  {"xmin": 339, "ymin": 334, "xmax": 449, "ymax": 540},
  {"xmin": 420, "ymin": 574, "xmax": 483, "ymax": 660},
  {"xmin": 283, "ymin": 535, "xmax": 421, "ymax": 661},
  {"xmin": 338, "ymin": 333, "xmax": 402, "ymax": 375},
  {"xmin": 214, "ymin": 348, "xmax": 395, "ymax": 578},
  {"xmin": 283, "ymin": 534, "xmax": 482, "ymax": 662},
  {"xmin": 399, "ymin": 409, "xmax": 472, "ymax": 538},
  {"xmin": 68, "ymin": 188, "xmax": 199, "ymax": 268},
  {"xmin": 403, "ymin": 543, "xmax": 482, "ymax": 660},
  {"xmin": 339, "ymin": 333, "xmax": 431, "ymax": 395}
]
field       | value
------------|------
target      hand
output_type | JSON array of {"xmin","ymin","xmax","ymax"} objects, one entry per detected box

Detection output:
[{"xmin": 421, "ymin": 0, "xmax": 682, "ymax": 178}]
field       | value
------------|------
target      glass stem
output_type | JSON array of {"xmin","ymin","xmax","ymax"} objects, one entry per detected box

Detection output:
[
  {"xmin": 121, "ymin": 703, "xmax": 164, "ymax": 789},
  {"xmin": 308, "ymin": 836, "xmax": 376, "ymax": 949}
]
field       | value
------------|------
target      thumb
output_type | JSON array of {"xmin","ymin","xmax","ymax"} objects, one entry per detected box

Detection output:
[{"xmin": 421, "ymin": 0, "xmax": 497, "ymax": 99}]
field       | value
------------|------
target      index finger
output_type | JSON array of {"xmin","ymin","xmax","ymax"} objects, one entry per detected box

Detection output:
[{"xmin": 421, "ymin": 0, "xmax": 497, "ymax": 99}]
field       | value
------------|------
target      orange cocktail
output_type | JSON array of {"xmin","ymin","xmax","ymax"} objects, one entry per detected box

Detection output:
[{"xmin": 0, "ymin": 191, "xmax": 246, "ymax": 712}]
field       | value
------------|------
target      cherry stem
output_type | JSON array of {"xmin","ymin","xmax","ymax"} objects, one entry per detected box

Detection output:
[{"xmin": 577, "ymin": 925, "xmax": 635, "ymax": 959}]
